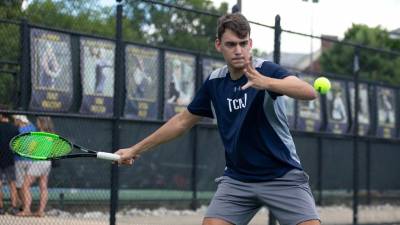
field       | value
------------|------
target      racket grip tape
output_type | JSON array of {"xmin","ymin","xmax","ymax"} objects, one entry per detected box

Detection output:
[{"xmin": 96, "ymin": 152, "xmax": 121, "ymax": 161}]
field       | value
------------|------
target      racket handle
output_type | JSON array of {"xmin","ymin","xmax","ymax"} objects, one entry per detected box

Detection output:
[{"xmin": 96, "ymin": 152, "xmax": 121, "ymax": 161}]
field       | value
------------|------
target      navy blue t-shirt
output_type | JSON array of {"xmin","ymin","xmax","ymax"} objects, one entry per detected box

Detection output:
[{"xmin": 188, "ymin": 58, "xmax": 302, "ymax": 182}]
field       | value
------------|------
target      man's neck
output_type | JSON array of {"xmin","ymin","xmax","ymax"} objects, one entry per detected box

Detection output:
[{"xmin": 228, "ymin": 66, "xmax": 244, "ymax": 80}]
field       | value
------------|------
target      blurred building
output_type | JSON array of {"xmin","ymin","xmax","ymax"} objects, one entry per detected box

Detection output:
[
  {"xmin": 265, "ymin": 35, "xmax": 338, "ymax": 73},
  {"xmin": 389, "ymin": 28, "xmax": 400, "ymax": 39}
]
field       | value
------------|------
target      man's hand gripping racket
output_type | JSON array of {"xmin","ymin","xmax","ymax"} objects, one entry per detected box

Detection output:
[
  {"xmin": 114, "ymin": 147, "xmax": 139, "ymax": 165},
  {"xmin": 10, "ymin": 132, "xmax": 120, "ymax": 161}
]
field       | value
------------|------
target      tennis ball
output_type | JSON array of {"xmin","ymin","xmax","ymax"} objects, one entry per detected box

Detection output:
[{"xmin": 313, "ymin": 77, "xmax": 331, "ymax": 94}]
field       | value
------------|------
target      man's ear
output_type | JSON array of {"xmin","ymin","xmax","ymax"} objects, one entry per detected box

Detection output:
[
  {"xmin": 215, "ymin": 39, "xmax": 221, "ymax": 52},
  {"xmin": 249, "ymin": 38, "xmax": 253, "ymax": 49}
]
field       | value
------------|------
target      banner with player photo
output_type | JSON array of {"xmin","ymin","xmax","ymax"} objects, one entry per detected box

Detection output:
[
  {"xmin": 163, "ymin": 52, "xmax": 196, "ymax": 120},
  {"xmin": 375, "ymin": 86, "xmax": 396, "ymax": 138},
  {"xmin": 79, "ymin": 38, "xmax": 115, "ymax": 116},
  {"xmin": 30, "ymin": 28, "xmax": 73, "ymax": 111},
  {"xmin": 326, "ymin": 79, "xmax": 349, "ymax": 134},
  {"xmin": 124, "ymin": 45, "xmax": 160, "ymax": 120},
  {"xmin": 296, "ymin": 74, "xmax": 322, "ymax": 132},
  {"xmin": 201, "ymin": 57, "xmax": 225, "ymax": 124},
  {"xmin": 348, "ymin": 82, "xmax": 371, "ymax": 136}
]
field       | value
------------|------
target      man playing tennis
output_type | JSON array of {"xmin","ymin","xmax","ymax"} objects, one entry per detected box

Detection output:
[{"xmin": 116, "ymin": 13, "xmax": 320, "ymax": 225}]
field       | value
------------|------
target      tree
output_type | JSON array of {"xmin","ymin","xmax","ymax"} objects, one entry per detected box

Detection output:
[
  {"xmin": 0, "ymin": 0, "xmax": 24, "ymax": 108},
  {"xmin": 0, "ymin": 0, "xmax": 23, "ymax": 62},
  {"xmin": 0, "ymin": 0, "xmax": 137, "ymax": 107},
  {"xmin": 26, "ymin": 0, "xmax": 229, "ymax": 53},
  {"xmin": 125, "ymin": 0, "xmax": 228, "ymax": 55},
  {"xmin": 0, "ymin": 0, "xmax": 229, "ymax": 107},
  {"xmin": 0, "ymin": 0, "xmax": 24, "ymax": 19},
  {"xmin": 320, "ymin": 24, "xmax": 400, "ymax": 84},
  {"xmin": 24, "ymin": 0, "xmax": 117, "ymax": 38}
]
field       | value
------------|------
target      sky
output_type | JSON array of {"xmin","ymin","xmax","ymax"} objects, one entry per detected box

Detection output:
[
  {"xmin": 212, "ymin": 0, "xmax": 400, "ymax": 53},
  {"xmin": 32, "ymin": 0, "xmax": 400, "ymax": 54}
]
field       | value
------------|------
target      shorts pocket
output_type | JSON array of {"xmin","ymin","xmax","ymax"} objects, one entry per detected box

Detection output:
[
  {"xmin": 280, "ymin": 169, "xmax": 310, "ymax": 186},
  {"xmin": 302, "ymin": 171, "xmax": 310, "ymax": 182}
]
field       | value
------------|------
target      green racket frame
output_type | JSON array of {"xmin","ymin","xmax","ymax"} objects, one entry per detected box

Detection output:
[{"xmin": 10, "ymin": 132, "xmax": 120, "ymax": 161}]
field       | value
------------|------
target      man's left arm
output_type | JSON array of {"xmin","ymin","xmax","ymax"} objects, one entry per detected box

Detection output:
[
  {"xmin": 242, "ymin": 60, "xmax": 316, "ymax": 100},
  {"xmin": 262, "ymin": 75, "xmax": 316, "ymax": 100}
]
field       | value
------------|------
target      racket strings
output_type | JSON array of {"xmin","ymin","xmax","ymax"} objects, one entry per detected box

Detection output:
[{"xmin": 11, "ymin": 134, "xmax": 72, "ymax": 159}]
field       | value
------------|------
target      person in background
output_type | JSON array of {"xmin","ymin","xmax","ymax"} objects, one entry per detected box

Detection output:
[
  {"xmin": 12, "ymin": 115, "xmax": 36, "ymax": 217},
  {"xmin": 381, "ymin": 90, "xmax": 394, "ymax": 124},
  {"xmin": 167, "ymin": 59, "xmax": 193, "ymax": 105},
  {"xmin": 39, "ymin": 42, "xmax": 61, "ymax": 89},
  {"xmin": 91, "ymin": 48, "xmax": 113, "ymax": 94},
  {"xmin": 0, "ymin": 114, "xmax": 20, "ymax": 215},
  {"xmin": 331, "ymin": 90, "xmax": 347, "ymax": 122},
  {"xmin": 17, "ymin": 117, "xmax": 54, "ymax": 217},
  {"xmin": 128, "ymin": 55, "xmax": 152, "ymax": 99}
]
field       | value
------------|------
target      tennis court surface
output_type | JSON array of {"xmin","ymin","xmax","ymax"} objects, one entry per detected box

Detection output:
[{"xmin": 1, "ymin": 205, "xmax": 400, "ymax": 225}]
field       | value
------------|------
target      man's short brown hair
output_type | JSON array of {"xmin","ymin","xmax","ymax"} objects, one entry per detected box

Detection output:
[{"xmin": 216, "ymin": 13, "xmax": 251, "ymax": 40}]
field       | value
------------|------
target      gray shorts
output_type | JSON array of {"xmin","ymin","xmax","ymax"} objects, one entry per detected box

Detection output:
[
  {"xmin": 205, "ymin": 169, "xmax": 320, "ymax": 225},
  {"xmin": 0, "ymin": 165, "xmax": 16, "ymax": 182},
  {"xmin": 15, "ymin": 160, "xmax": 51, "ymax": 187}
]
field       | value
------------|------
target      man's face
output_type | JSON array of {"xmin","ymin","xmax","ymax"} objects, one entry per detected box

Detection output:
[{"xmin": 215, "ymin": 29, "xmax": 252, "ymax": 71}]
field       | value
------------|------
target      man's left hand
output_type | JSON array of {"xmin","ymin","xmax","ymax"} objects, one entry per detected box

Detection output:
[{"xmin": 241, "ymin": 57, "xmax": 267, "ymax": 90}]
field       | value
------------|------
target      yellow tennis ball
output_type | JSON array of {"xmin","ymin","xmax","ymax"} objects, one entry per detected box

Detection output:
[{"xmin": 313, "ymin": 76, "xmax": 331, "ymax": 94}]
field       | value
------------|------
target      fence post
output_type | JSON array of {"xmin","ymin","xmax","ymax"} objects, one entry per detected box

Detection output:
[
  {"xmin": 232, "ymin": 0, "xmax": 242, "ymax": 13},
  {"xmin": 110, "ymin": 1, "xmax": 124, "ymax": 225},
  {"xmin": 268, "ymin": 14, "xmax": 282, "ymax": 225},
  {"xmin": 366, "ymin": 140, "xmax": 371, "ymax": 205},
  {"xmin": 19, "ymin": 18, "xmax": 30, "ymax": 110},
  {"xmin": 190, "ymin": 126, "xmax": 199, "ymax": 210},
  {"xmin": 317, "ymin": 136, "xmax": 323, "ymax": 205},
  {"xmin": 273, "ymin": 15, "xmax": 281, "ymax": 65},
  {"xmin": 190, "ymin": 56, "xmax": 203, "ymax": 210},
  {"xmin": 158, "ymin": 50, "xmax": 165, "ymax": 118},
  {"xmin": 352, "ymin": 46, "xmax": 360, "ymax": 225}
]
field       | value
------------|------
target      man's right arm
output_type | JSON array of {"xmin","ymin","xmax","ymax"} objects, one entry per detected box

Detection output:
[{"xmin": 116, "ymin": 109, "xmax": 201, "ymax": 165}]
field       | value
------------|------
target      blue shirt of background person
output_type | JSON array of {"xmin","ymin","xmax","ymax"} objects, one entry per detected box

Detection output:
[{"xmin": 18, "ymin": 123, "xmax": 37, "ymax": 134}]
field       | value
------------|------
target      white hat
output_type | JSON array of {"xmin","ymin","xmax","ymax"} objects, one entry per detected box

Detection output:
[{"xmin": 13, "ymin": 115, "xmax": 29, "ymax": 123}]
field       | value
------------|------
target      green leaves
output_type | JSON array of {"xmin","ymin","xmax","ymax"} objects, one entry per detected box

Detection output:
[
  {"xmin": 0, "ymin": 73, "xmax": 16, "ymax": 107},
  {"xmin": 125, "ymin": 0, "xmax": 228, "ymax": 55},
  {"xmin": 0, "ymin": 0, "xmax": 229, "ymax": 107},
  {"xmin": 320, "ymin": 24, "xmax": 400, "ymax": 84}
]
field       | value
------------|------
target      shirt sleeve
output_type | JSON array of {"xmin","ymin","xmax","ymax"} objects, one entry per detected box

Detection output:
[
  {"xmin": 259, "ymin": 61, "xmax": 293, "ymax": 99},
  {"xmin": 187, "ymin": 78, "xmax": 214, "ymax": 118}
]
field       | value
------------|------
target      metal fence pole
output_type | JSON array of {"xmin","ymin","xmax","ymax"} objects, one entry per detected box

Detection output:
[
  {"xmin": 317, "ymin": 137, "xmax": 323, "ymax": 205},
  {"xmin": 190, "ymin": 56, "xmax": 203, "ymax": 210},
  {"xmin": 268, "ymin": 14, "xmax": 282, "ymax": 225},
  {"xmin": 366, "ymin": 140, "xmax": 371, "ymax": 205},
  {"xmin": 273, "ymin": 15, "xmax": 281, "ymax": 65},
  {"xmin": 190, "ymin": 126, "xmax": 199, "ymax": 210},
  {"xmin": 19, "ymin": 18, "xmax": 30, "ymax": 110},
  {"xmin": 110, "ymin": 1, "xmax": 124, "ymax": 225},
  {"xmin": 352, "ymin": 46, "xmax": 360, "ymax": 225},
  {"xmin": 232, "ymin": 0, "xmax": 242, "ymax": 13}
]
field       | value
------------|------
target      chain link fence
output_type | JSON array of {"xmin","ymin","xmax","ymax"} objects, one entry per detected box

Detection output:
[
  {"xmin": 0, "ymin": 19, "xmax": 20, "ymax": 108},
  {"xmin": 0, "ymin": 1, "xmax": 399, "ymax": 225}
]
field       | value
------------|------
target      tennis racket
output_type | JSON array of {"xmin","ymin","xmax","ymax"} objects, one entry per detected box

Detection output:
[{"xmin": 9, "ymin": 131, "xmax": 120, "ymax": 161}]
